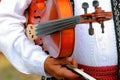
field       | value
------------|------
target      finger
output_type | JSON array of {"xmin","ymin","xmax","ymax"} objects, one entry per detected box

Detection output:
[
  {"xmin": 66, "ymin": 57, "xmax": 78, "ymax": 67},
  {"xmin": 53, "ymin": 57, "xmax": 71, "ymax": 65}
]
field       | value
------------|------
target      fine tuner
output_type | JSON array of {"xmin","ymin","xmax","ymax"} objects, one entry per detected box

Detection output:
[{"xmin": 26, "ymin": 0, "xmax": 112, "ymax": 40}]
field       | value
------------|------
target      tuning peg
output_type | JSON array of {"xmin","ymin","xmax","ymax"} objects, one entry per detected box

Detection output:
[
  {"xmin": 88, "ymin": 23, "xmax": 94, "ymax": 35},
  {"xmin": 82, "ymin": 2, "xmax": 89, "ymax": 14},
  {"xmin": 101, "ymin": 23, "xmax": 104, "ymax": 33},
  {"xmin": 93, "ymin": 0, "xmax": 99, "ymax": 9}
]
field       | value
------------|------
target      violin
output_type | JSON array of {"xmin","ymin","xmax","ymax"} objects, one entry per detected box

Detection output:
[
  {"xmin": 26, "ymin": 0, "xmax": 112, "ymax": 58},
  {"xmin": 26, "ymin": 0, "xmax": 112, "ymax": 79}
]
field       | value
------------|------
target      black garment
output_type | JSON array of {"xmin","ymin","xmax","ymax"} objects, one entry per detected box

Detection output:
[
  {"xmin": 40, "ymin": 76, "xmax": 64, "ymax": 80},
  {"xmin": 41, "ymin": 76, "xmax": 57, "ymax": 80},
  {"xmin": 111, "ymin": 0, "xmax": 120, "ymax": 80},
  {"xmin": 70, "ymin": 0, "xmax": 74, "ymax": 14}
]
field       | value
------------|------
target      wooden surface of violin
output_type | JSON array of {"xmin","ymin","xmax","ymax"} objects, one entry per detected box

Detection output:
[{"xmin": 27, "ymin": 0, "xmax": 75, "ymax": 58}]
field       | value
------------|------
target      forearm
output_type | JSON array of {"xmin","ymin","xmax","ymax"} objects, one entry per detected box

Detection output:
[
  {"xmin": 0, "ymin": 18, "xmax": 49, "ymax": 76},
  {"xmin": 0, "ymin": 0, "xmax": 49, "ymax": 76}
]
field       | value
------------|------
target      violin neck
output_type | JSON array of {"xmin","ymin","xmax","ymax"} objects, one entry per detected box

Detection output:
[{"xmin": 35, "ymin": 16, "xmax": 80, "ymax": 36}]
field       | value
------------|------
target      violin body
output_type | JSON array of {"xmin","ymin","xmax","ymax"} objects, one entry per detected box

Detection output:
[{"xmin": 28, "ymin": 0, "xmax": 75, "ymax": 58}]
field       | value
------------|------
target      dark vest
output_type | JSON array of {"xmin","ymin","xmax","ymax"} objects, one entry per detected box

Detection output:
[{"xmin": 111, "ymin": 0, "xmax": 120, "ymax": 80}]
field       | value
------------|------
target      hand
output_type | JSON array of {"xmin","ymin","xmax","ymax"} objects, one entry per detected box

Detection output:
[{"xmin": 44, "ymin": 56, "xmax": 79, "ymax": 80}]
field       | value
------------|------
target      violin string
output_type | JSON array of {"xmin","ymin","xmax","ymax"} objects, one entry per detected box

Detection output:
[
  {"xmin": 36, "ymin": 16, "xmax": 79, "ymax": 30},
  {"xmin": 36, "ymin": 18, "xmax": 77, "ymax": 36},
  {"xmin": 36, "ymin": 16, "xmax": 80, "ymax": 36},
  {"xmin": 36, "ymin": 17, "xmax": 78, "ymax": 32},
  {"xmin": 36, "ymin": 20, "xmax": 76, "ymax": 36}
]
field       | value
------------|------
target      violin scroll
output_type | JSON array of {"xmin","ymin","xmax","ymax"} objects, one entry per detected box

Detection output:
[{"xmin": 81, "ymin": 0, "xmax": 112, "ymax": 35}]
